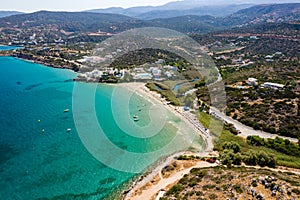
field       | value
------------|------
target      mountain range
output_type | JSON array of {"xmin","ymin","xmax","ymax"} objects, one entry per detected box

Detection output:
[
  {"xmin": 86, "ymin": 0, "xmax": 300, "ymax": 19},
  {"xmin": 87, "ymin": 4, "xmax": 254, "ymax": 20},
  {"xmin": 0, "ymin": 3, "xmax": 299, "ymax": 34}
]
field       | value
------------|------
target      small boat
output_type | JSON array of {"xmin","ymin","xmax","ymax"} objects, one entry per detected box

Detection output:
[
  {"xmin": 66, "ymin": 128, "xmax": 71, "ymax": 132},
  {"xmin": 133, "ymin": 115, "xmax": 139, "ymax": 122},
  {"xmin": 42, "ymin": 129, "xmax": 45, "ymax": 133},
  {"xmin": 37, "ymin": 119, "xmax": 41, "ymax": 123},
  {"xmin": 64, "ymin": 109, "xmax": 70, "ymax": 113}
]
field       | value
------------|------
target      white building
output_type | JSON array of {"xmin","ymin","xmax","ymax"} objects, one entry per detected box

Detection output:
[
  {"xmin": 248, "ymin": 78, "xmax": 258, "ymax": 86},
  {"xmin": 261, "ymin": 82, "xmax": 285, "ymax": 90}
]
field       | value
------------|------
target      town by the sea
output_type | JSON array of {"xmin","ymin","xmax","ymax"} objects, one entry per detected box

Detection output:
[{"xmin": 0, "ymin": 55, "xmax": 203, "ymax": 199}]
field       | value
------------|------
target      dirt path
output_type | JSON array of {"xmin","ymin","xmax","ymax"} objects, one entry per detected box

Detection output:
[{"xmin": 126, "ymin": 161, "xmax": 217, "ymax": 200}]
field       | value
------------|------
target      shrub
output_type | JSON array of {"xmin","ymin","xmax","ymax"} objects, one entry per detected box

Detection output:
[
  {"xmin": 166, "ymin": 184, "xmax": 183, "ymax": 195},
  {"xmin": 242, "ymin": 150, "xmax": 258, "ymax": 166},
  {"xmin": 222, "ymin": 142, "xmax": 241, "ymax": 153},
  {"xmin": 233, "ymin": 184, "xmax": 243, "ymax": 194}
]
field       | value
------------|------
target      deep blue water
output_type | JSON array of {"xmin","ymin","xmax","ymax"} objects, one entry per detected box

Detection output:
[
  {"xmin": 0, "ymin": 57, "xmax": 134, "ymax": 199},
  {"xmin": 0, "ymin": 56, "xmax": 203, "ymax": 199}
]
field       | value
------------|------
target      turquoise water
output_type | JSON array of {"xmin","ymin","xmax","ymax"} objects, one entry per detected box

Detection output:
[
  {"xmin": 173, "ymin": 78, "xmax": 200, "ymax": 91},
  {"xmin": 0, "ymin": 56, "xmax": 203, "ymax": 199},
  {"xmin": 0, "ymin": 45, "xmax": 22, "ymax": 51}
]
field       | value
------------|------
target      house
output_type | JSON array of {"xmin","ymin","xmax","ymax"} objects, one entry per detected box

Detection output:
[
  {"xmin": 261, "ymin": 82, "xmax": 285, "ymax": 90},
  {"xmin": 165, "ymin": 71, "xmax": 173, "ymax": 78},
  {"xmin": 133, "ymin": 73, "xmax": 153, "ymax": 80},
  {"xmin": 248, "ymin": 78, "xmax": 258, "ymax": 86},
  {"xmin": 265, "ymin": 55, "xmax": 274, "ymax": 59},
  {"xmin": 250, "ymin": 36, "xmax": 259, "ymax": 40},
  {"xmin": 155, "ymin": 59, "xmax": 165, "ymax": 64}
]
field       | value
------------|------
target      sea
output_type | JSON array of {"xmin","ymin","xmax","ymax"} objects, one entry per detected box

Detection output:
[{"xmin": 0, "ymin": 52, "xmax": 204, "ymax": 199}]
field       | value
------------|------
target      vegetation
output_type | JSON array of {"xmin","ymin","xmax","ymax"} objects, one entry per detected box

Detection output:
[
  {"xmin": 247, "ymin": 136, "xmax": 300, "ymax": 157},
  {"xmin": 194, "ymin": 21, "xmax": 300, "ymax": 139},
  {"xmin": 161, "ymin": 166, "xmax": 300, "ymax": 199},
  {"xmin": 199, "ymin": 112, "xmax": 300, "ymax": 169},
  {"xmin": 146, "ymin": 82, "xmax": 180, "ymax": 106}
]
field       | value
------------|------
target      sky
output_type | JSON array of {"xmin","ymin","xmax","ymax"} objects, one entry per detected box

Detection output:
[{"xmin": 0, "ymin": 0, "xmax": 177, "ymax": 12}]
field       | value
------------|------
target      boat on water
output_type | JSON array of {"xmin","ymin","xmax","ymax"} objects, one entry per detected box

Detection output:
[
  {"xmin": 64, "ymin": 109, "xmax": 70, "ymax": 113},
  {"xmin": 66, "ymin": 128, "xmax": 71, "ymax": 132},
  {"xmin": 133, "ymin": 115, "xmax": 139, "ymax": 122}
]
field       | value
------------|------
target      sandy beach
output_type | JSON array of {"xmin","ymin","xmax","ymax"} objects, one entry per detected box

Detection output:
[
  {"xmin": 118, "ymin": 82, "xmax": 215, "ymax": 200},
  {"xmin": 119, "ymin": 82, "xmax": 214, "ymax": 152}
]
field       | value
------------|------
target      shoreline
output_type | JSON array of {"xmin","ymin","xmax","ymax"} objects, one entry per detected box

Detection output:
[
  {"xmin": 117, "ymin": 82, "xmax": 215, "ymax": 200},
  {"xmin": 2, "ymin": 55, "xmax": 298, "ymax": 199},
  {"xmin": 118, "ymin": 82, "xmax": 213, "ymax": 151},
  {"xmin": 0, "ymin": 52, "xmax": 80, "ymax": 71}
]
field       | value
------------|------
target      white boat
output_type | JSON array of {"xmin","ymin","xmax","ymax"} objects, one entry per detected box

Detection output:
[
  {"xmin": 64, "ymin": 109, "xmax": 69, "ymax": 113},
  {"xmin": 133, "ymin": 115, "xmax": 139, "ymax": 122},
  {"xmin": 66, "ymin": 128, "xmax": 71, "ymax": 132}
]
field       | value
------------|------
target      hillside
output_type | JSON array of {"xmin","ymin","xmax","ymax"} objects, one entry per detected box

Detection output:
[
  {"xmin": 221, "ymin": 22, "xmax": 300, "ymax": 36},
  {"xmin": 88, "ymin": 4, "xmax": 253, "ymax": 20},
  {"xmin": 161, "ymin": 166, "xmax": 300, "ymax": 200},
  {"xmin": 0, "ymin": 11, "xmax": 222, "ymax": 35},
  {"xmin": 0, "ymin": 11, "xmax": 147, "ymax": 33},
  {"xmin": 221, "ymin": 3, "xmax": 300, "ymax": 26},
  {"xmin": 149, "ymin": 15, "xmax": 224, "ymax": 33},
  {"xmin": 0, "ymin": 11, "xmax": 22, "ymax": 18},
  {"xmin": 0, "ymin": 4, "xmax": 299, "ymax": 35},
  {"xmin": 86, "ymin": 0, "xmax": 300, "ymax": 19}
]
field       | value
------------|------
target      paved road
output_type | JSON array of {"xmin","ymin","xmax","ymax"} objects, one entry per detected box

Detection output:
[{"xmin": 210, "ymin": 107, "xmax": 298, "ymax": 143}]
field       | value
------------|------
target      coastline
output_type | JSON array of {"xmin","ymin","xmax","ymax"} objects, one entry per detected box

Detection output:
[
  {"xmin": 117, "ymin": 82, "xmax": 215, "ymax": 200},
  {"xmin": 0, "ymin": 52, "xmax": 80, "ymax": 71},
  {"xmin": 2, "ymin": 55, "xmax": 214, "ymax": 200},
  {"xmin": 121, "ymin": 82, "xmax": 214, "ymax": 152}
]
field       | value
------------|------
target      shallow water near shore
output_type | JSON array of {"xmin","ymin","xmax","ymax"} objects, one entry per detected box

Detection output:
[
  {"xmin": 0, "ymin": 45, "xmax": 22, "ymax": 51},
  {"xmin": 0, "ymin": 56, "xmax": 204, "ymax": 199}
]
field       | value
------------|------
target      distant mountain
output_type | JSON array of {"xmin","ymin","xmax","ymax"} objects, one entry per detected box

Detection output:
[
  {"xmin": 86, "ymin": 0, "xmax": 300, "ymax": 19},
  {"xmin": 149, "ymin": 15, "xmax": 224, "ymax": 33},
  {"xmin": 158, "ymin": 0, "xmax": 300, "ymax": 9},
  {"xmin": 0, "ymin": 11, "xmax": 224, "ymax": 34},
  {"xmin": 87, "ymin": 6, "xmax": 155, "ymax": 17},
  {"xmin": 221, "ymin": 22, "xmax": 300, "ymax": 37},
  {"xmin": 0, "ymin": 4, "xmax": 299, "ymax": 35},
  {"xmin": 0, "ymin": 11, "xmax": 23, "ymax": 18},
  {"xmin": 0, "ymin": 11, "xmax": 147, "ymax": 33},
  {"xmin": 87, "ymin": 4, "xmax": 254, "ymax": 19},
  {"xmin": 135, "ymin": 4, "xmax": 254, "ymax": 20},
  {"xmin": 221, "ymin": 3, "xmax": 300, "ymax": 26}
]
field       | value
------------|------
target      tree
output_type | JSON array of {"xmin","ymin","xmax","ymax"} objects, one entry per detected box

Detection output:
[
  {"xmin": 242, "ymin": 150, "xmax": 257, "ymax": 166},
  {"xmin": 256, "ymin": 151, "xmax": 276, "ymax": 168},
  {"xmin": 184, "ymin": 94, "xmax": 194, "ymax": 108},
  {"xmin": 219, "ymin": 149, "xmax": 242, "ymax": 167},
  {"xmin": 222, "ymin": 142, "xmax": 241, "ymax": 153}
]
